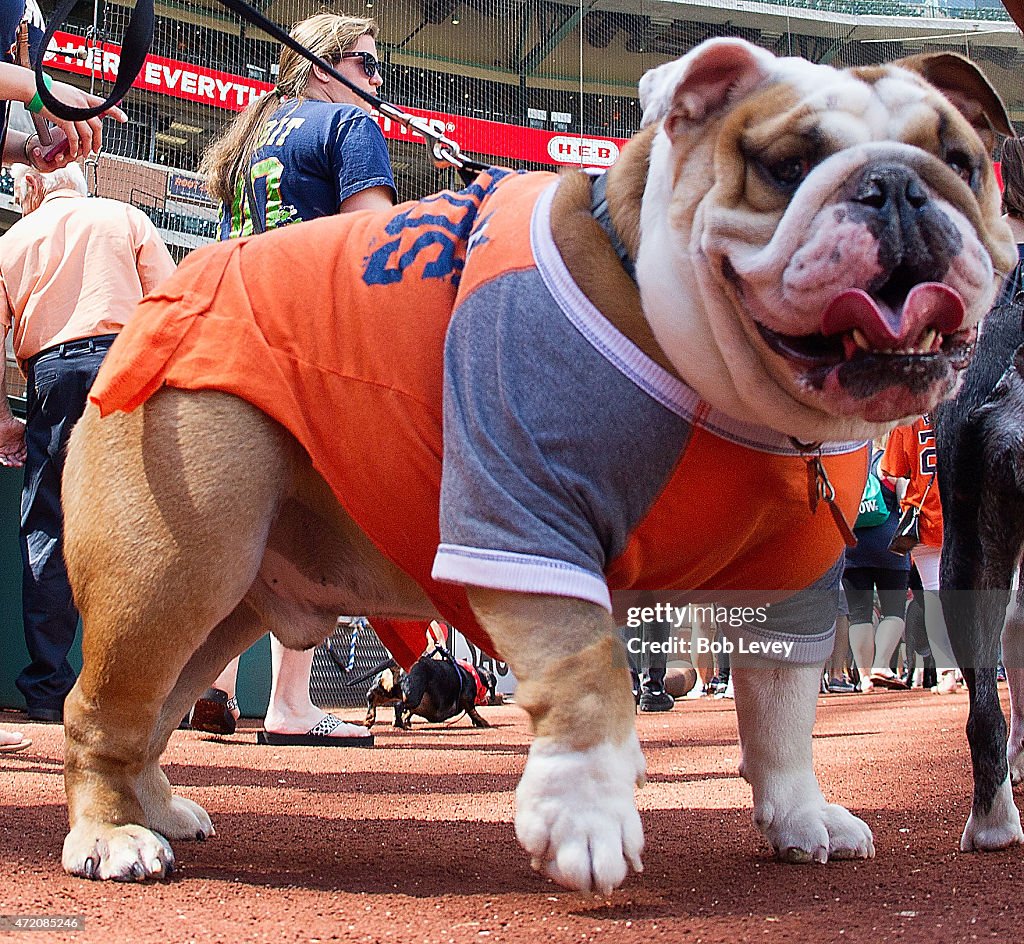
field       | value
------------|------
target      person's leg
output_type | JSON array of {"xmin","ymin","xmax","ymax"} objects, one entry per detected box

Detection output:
[
  {"xmin": 620, "ymin": 622, "xmax": 642, "ymax": 701},
  {"xmin": 717, "ymin": 630, "xmax": 731, "ymax": 684},
  {"xmin": 638, "ymin": 619, "xmax": 673, "ymax": 711},
  {"xmin": 905, "ymin": 565, "xmax": 928, "ymax": 687},
  {"xmin": 189, "ymin": 655, "xmax": 242, "ymax": 734},
  {"xmin": 826, "ymin": 614, "xmax": 854, "ymax": 692},
  {"xmin": 263, "ymin": 636, "xmax": 368, "ymax": 738},
  {"xmin": 843, "ymin": 570, "xmax": 875, "ymax": 691},
  {"xmin": 0, "ymin": 727, "xmax": 31, "ymax": 751},
  {"xmin": 872, "ymin": 568, "xmax": 909, "ymax": 678},
  {"xmin": 914, "ymin": 545, "xmax": 959, "ymax": 693},
  {"xmin": 16, "ymin": 348, "xmax": 106, "ymax": 717},
  {"xmin": 690, "ymin": 617, "xmax": 715, "ymax": 690},
  {"xmin": 211, "ymin": 657, "xmax": 241, "ymax": 696}
]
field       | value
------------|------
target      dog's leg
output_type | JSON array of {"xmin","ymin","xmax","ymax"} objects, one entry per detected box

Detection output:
[
  {"xmin": 943, "ymin": 575, "xmax": 1021, "ymax": 851},
  {"xmin": 465, "ymin": 704, "xmax": 492, "ymax": 728},
  {"xmin": 940, "ymin": 441, "xmax": 1024, "ymax": 852},
  {"xmin": 467, "ymin": 589, "xmax": 643, "ymax": 895},
  {"xmin": 365, "ymin": 697, "xmax": 378, "ymax": 729},
  {"xmin": 136, "ymin": 600, "xmax": 265, "ymax": 842},
  {"xmin": 732, "ymin": 653, "xmax": 874, "ymax": 862},
  {"xmin": 60, "ymin": 392, "xmax": 291, "ymax": 881}
]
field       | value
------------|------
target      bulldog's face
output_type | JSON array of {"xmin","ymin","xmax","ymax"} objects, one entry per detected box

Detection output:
[{"xmin": 635, "ymin": 39, "xmax": 1017, "ymax": 441}]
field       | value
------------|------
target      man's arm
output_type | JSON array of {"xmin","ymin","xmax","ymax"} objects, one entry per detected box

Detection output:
[
  {"xmin": 0, "ymin": 333, "xmax": 26, "ymax": 468},
  {"xmin": 130, "ymin": 209, "xmax": 177, "ymax": 295}
]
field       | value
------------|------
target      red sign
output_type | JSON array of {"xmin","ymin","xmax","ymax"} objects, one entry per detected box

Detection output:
[{"xmin": 43, "ymin": 31, "xmax": 630, "ymax": 168}]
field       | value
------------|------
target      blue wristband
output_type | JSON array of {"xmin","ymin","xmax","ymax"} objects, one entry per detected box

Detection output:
[{"xmin": 27, "ymin": 73, "xmax": 53, "ymax": 115}]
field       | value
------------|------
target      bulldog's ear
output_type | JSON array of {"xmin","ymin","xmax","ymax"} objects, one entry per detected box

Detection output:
[
  {"xmin": 897, "ymin": 52, "xmax": 1013, "ymax": 152},
  {"xmin": 639, "ymin": 38, "xmax": 775, "ymax": 139}
]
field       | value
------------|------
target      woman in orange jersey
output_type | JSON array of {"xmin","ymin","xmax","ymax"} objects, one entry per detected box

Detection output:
[{"xmin": 882, "ymin": 414, "xmax": 960, "ymax": 693}]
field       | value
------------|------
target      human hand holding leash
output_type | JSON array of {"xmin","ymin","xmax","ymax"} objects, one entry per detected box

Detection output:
[{"xmin": 36, "ymin": 79, "xmax": 127, "ymax": 161}]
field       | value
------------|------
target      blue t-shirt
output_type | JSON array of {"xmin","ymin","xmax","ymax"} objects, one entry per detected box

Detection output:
[
  {"xmin": 845, "ymin": 449, "xmax": 910, "ymax": 571},
  {"xmin": 219, "ymin": 97, "xmax": 396, "ymax": 238}
]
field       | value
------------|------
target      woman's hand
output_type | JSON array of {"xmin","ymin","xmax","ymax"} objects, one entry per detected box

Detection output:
[{"xmin": 38, "ymin": 79, "xmax": 128, "ymax": 160}]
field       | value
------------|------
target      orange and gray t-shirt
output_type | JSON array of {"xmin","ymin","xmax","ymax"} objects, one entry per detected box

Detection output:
[{"xmin": 90, "ymin": 167, "xmax": 867, "ymax": 668}]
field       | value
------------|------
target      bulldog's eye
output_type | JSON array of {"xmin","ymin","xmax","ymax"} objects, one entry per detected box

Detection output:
[
  {"xmin": 945, "ymin": 149, "xmax": 975, "ymax": 185},
  {"xmin": 767, "ymin": 155, "xmax": 812, "ymax": 190}
]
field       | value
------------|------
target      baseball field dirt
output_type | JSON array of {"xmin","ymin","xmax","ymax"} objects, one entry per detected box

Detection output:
[{"xmin": 2, "ymin": 686, "xmax": 1020, "ymax": 943}]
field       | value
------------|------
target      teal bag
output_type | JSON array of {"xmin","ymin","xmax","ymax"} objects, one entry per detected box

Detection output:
[{"xmin": 855, "ymin": 467, "xmax": 888, "ymax": 529}]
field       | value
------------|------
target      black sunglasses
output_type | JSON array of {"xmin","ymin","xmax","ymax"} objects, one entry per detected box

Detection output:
[{"xmin": 340, "ymin": 51, "xmax": 382, "ymax": 79}]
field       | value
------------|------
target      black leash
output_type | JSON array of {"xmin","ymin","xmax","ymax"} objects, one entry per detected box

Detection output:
[
  {"xmin": 35, "ymin": 0, "xmax": 152, "ymax": 121},
  {"xmin": 32, "ymin": 0, "xmax": 490, "ymax": 184}
]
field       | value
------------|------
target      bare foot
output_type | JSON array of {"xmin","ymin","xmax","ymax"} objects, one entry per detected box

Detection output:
[
  {"xmin": 263, "ymin": 709, "xmax": 368, "ymax": 739},
  {"xmin": 0, "ymin": 727, "xmax": 31, "ymax": 752}
]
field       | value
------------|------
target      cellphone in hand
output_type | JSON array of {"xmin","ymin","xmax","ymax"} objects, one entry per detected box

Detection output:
[{"xmin": 41, "ymin": 134, "xmax": 70, "ymax": 162}]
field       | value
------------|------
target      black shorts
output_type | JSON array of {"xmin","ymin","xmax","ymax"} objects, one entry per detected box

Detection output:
[{"xmin": 842, "ymin": 567, "xmax": 910, "ymax": 625}]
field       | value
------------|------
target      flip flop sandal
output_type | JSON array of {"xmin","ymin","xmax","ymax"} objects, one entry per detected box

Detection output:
[
  {"xmin": 190, "ymin": 688, "xmax": 239, "ymax": 735},
  {"xmin": 0, "ymin": 735, "xmax": 32, "ymax": 753},
  {"xmin": 869, "ymin": 673, "xmax": 909, "ymax": 690},
  {"xmin": 256, "ymin": 713, "xmax": 374, "ymax": 747}
]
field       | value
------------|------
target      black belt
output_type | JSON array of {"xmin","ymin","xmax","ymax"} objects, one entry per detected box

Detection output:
[{"xmin": 26, "ymin": 334, "xmax": 118, "ymax": 370}]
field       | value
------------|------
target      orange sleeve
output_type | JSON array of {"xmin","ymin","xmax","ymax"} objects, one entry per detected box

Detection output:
[{"xmin": 881, "ymin": 426, "xmax": 910, "ymax": 479}]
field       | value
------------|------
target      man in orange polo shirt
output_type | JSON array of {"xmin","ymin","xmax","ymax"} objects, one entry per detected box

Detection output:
[{"xmin": 0, "ymin": 161, "xmax": 175, "ymax": 723}]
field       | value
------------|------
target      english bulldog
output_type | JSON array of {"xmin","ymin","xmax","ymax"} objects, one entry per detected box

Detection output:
[{"xmin": 58, "ymin": 38, "xmax": 1015, "ymax": 891}]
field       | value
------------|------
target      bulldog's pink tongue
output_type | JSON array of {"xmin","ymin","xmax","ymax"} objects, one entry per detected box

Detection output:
[{"xmin": 820, "ymin": 283, "xmax": 965, "ymax": 349}]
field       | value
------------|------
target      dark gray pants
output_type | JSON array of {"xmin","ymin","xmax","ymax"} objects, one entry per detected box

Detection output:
[{"xmin": 15, "ymin": 335, "xmax": 114, "ymax": 712}]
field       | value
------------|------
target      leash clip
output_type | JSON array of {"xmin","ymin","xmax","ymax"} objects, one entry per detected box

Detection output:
[
  {"xmin": 793, "ymin": 439, "xmax": 857, "ymax": 548},
  {"xmin": 380, "ymin": 104, "xmax": 467, "ymax": 170}
]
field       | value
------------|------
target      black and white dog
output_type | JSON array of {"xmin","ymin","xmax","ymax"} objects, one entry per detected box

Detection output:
[{"xmin": 936, "ymin": 271, "xmax": 1024, "ymax": 850}]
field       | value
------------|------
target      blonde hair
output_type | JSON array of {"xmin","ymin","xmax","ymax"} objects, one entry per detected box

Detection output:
[
  {"xmin": 12, "ymin": 160, "xmax": 88, "ymax": 202},
  {"xmin": 200, "ymin": 13, "xmax": 377, "ymax": 205}
]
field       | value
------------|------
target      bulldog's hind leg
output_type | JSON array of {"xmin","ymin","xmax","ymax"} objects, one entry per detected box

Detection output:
[
  {"xmin": 60, "ymin": 391, "xmax": 292, "ymax": 880},
  {"xmin": 732, "ymin": 654, "xmax": 874, "ymax": 862},
  {"xmin": 468, "ymin": 589, "xmax": 644, "ymax": 895},
  {"xmin": 135, "ymin": 599, "xmax": 266, "ymax": 843}
]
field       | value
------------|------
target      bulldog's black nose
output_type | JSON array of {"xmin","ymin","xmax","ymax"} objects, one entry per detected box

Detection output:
[
  {"xmin": 848, "ymin": 162, "xmax": 961, "ymax": 293},
  {"xmin": 853, "ymin": 164, "xmax": 929, "ymax": 212}
]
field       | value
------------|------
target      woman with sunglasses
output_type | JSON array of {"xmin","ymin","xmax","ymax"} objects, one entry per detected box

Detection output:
[
  {"xmin": 202, "ymin": 11, "xmax": 396, "ymax": 237},
  {"xmin": 192, "ymin": 12, "xmax": 396, "ymax": 746}
]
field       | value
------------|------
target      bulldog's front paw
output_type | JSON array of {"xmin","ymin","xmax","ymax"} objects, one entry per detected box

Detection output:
[
  {"xmin": 516, "ymin": 734, "xmax": 646, "ymax": 894},
  {"xmin": 961, "ymin": 777, "xmax": 1024, "ymax": 851},
  {"xmin": 754, "ymin": 786, "xmax": 874, "ymax": 863},
  {"xmin": 146, "ymin": 794, "xmax": 215, "ymax": 842},
  {"xmin": 63, "ymin": 822, "xmax": 175, "ymax": 881}
]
